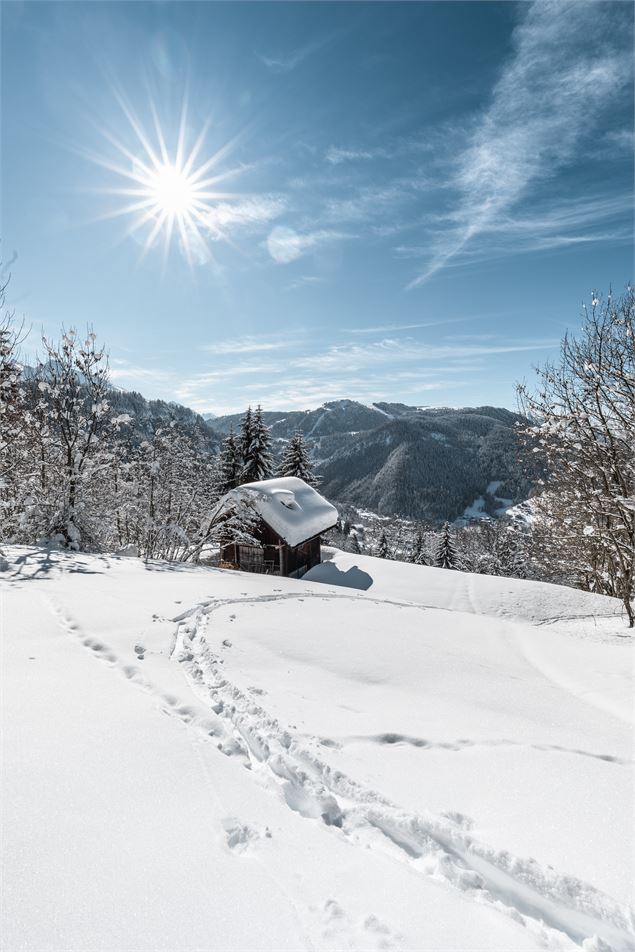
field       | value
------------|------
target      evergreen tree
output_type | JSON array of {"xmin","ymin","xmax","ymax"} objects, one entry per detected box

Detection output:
[
  {"xmin": 239, "ymin": 406, "xmax": 254, "ymax": 475},
  {"xmin": 377, "ymin": 530, "xmax": 389, "ymax": 559},
  {"xmin": 410, "ymin": 529, "xmax": 426, "ymax": 565},
  {"xmin": 241, "ymin": 405, "xmax": 273, "ymax": 483},
  {"xmin": 435, "ymin": 522, "xmax": 459, "ymax": 569},
  {"xmin": 349, "ymin": 533, "xmax": 362, "ymax": 555},
  {"xmin": 219, "ymin": 426, "xmax": 241, "ymax": 494},
  {"xmin": 277, "ymin": 432, "xmax": 317, "ymax": 484}
]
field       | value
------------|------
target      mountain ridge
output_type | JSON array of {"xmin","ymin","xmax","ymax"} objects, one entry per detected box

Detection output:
[{"xmin": 209, "ymin": 399, "xmax": 531, "ymax": 523}]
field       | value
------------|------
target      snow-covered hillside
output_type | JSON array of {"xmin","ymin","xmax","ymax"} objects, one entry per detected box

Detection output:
[{"xmin": 2, "ymin": 547, "xmax": 633, "ymax": 952}]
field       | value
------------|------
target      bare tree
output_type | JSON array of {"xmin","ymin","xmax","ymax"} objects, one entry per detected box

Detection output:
[
  {"xmin": 518, "ymin": 288, "xmax": 635, "ymax": 626},
  {"xmin": 184, "ymin": 487, "xmax": 260, "ymax": 564},
  {"xmin": 0, "ymin": 269, "xmax": 29, "ymax": 551},
  {"xmin": 33, "ymin": 328, "xmax": 116, "ymax": 548}
]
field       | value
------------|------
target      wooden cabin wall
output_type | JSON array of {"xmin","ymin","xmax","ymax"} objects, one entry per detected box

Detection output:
[
  {"xmin": 285, "ymin": 535, "xmax": 321, "ymax": 577},
  {"xmin": 222, "ymin": 519, "xmax": 326, "ymax": 577}
]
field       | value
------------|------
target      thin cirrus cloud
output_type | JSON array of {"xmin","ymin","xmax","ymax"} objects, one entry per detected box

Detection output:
[
  {"xmin": 258, "ymin": 33, "xmax": 334, "ymax": 73},
  {"xmin": 323, "ymin": 183, "xmax": 415, "ymax": 226},
  {"xmin": 293, "ymin": 337, "xmax": 559, "ymax": 374},
  {"xmin": 344, "ymin": 317, "xmax": 474, "ymax": 336},
  {"xmin": 109, "ymin": 361, "xmax": 175, "ymax": 384},
  {"xmin": 266, "ymin": 225, "xmax": 354, "ymax": 264},
  {"xmin": 184, "ymin": 372, "xmax": 465, "ymax": 415},
  {"xmin": 427, "ymin": 192, "xmax": 631, "ymax": 263},
  {"xmin": 407, "ymin": 0, "xmax": 632, "ymax": 288},
  {"xmin": 205, "ymin": 195, "xmax": 287, "ymax": 235},
  {"xmin": 201, "ymin": 336, "xmax": 289, "ymax": 355},
  {"xmin": 170, "ymin": 332, "xmax": 557, "ymax": 414},
  {"xmin": 325, "ymin": 146, "xmax": 385, "ymax": 165}
]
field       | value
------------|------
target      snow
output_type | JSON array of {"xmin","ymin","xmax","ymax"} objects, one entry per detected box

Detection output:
[
  {"xmin": 370, "ymin": 405, "xmax": 391, "ymax": 418},
  {"xmin": 462, "ymin": 479, "xmax": 515, "ymax": 522},
  {"xmin": 220, "ymin": 476, "xmax": 338, "ymax": 548},
  {"xmin": 2, "ymin": 546, "xmax": 633, "ymax": 952},
  {"xmin": 463, "ymin": 494, "xmax": 488, "ymax": 519}
]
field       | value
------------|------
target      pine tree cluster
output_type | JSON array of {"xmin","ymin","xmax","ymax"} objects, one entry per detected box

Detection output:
[{"xmin": 218, "ymin": 411, "xmax": 316, "ymax": 492}]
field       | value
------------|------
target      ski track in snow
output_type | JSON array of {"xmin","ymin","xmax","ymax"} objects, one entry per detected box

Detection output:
[
  {"xmin": 332, "ymin": 733, "xmax": 632, "ymax": 766},
  {"xmin": 173, "ymin": 594, "xmax": 634, "ymax": 952},
  {"xmin": 45, "ymin": 596, "xmax": 225, "ymax": 745},
  {"xmin": 47, "ymin": 587, "xmax": 635, "ymax": 952}
]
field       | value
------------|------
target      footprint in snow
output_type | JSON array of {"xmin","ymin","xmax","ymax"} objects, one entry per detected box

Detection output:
[
  {"xmin": 318, "ymin": 900, "xmax": 402, "ymax": 950},
  {"xmin": 319, "ymin": 737, "xmax": 342, "ymax": 750},
  {"xmin": 442, "ymin": 810, "xmax": 474, "ymax": 831},
  {"xmin": 221, "ymin": 817, "xmax": 270, "ymax": 854}
]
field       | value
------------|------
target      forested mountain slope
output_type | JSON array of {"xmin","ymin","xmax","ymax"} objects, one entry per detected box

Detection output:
[{"xmin": 212, "ymin": 401, "xmax": 531, "ymax": 522}]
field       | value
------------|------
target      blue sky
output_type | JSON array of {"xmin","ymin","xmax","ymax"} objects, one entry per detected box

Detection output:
[{"xmin": 2, "ymin": 0, "xmax": 633, "ymax": 414}]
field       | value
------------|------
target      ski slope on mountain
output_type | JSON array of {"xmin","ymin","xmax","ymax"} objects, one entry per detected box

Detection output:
[{"xmin": 2, "ymin": 547, "xmax": 633, "ymax": 952}]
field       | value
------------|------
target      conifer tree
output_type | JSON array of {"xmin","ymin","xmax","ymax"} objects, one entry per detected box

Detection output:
[
  {"xmin": 435, "ymin": 522, "xmax": 459, "ymax": 569},
  {"xmin": 239, "ymin": 406, "xmax": 254, "ymax": 473},
  {"xmin": 410, "ymin": 528, "xmax": 426, "ymax": 565},
  {"xmin": 276, "ymin": 432, "xmax": 317, "ymax": 485},
  {"xmin": 219, "ymin": 426, "xmax": 241, "ymax": 494},
  {"xmin": 241, "ymin": 405, "xmax": 273, "ymax": 483},
  {"xmin": 377, "ymin": 529, "xmax": 389, "ymax": 559}
]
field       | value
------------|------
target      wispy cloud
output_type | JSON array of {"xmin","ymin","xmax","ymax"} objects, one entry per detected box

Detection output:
[
  {"xmin": 295, "ymin": 336, "xmax": 558, "ymax": 374},
  {"xmin": 407, "ymin": 0, "xmax": 632, "ymax": 288},
  {"xmin": 286, "ymin": 275, "xmax": 325, "ymax": 291},
  {"xmin": 325, "ymin": 146, "xmax": 385, "ymax": 165},
  {"xmin": 174, "ymin": 364, "xmax": 276, "ymax": 406},
  {"xmin": 205, "ymin": 195, "xmax": 286, "ymax": 235},
  {"xmin": 258, "ymin": 34, "xmax": 331, "ymax": 73},
  {"xmin": 266, "ymin": 226, "xmax": 354, "ymax": 264},
  {"xmin": 201, "ymin": 335, "xmax": 288, "ymax": 355},
  {"xmin": 344, "ymin": 317, "xmax": 473, "ymax": 336},
  {"xmin": 110, "ymin": 359, "xmax": 175, "ymax": 385},
  {"xmin": 323, "ymin": 183, "xmax": 415, "ymax": 225},
  {"xmin": 144, "ymin": 330, "xmax": 560, "ymax": 415},
  {"xmin": 396, "ymin": 192, "xmax": 632, "ymax": 266}
]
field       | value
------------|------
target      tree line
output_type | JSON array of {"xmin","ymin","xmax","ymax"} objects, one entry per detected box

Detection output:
[
  {"xmin": 1, "ymin": 270, "xmax": 632, "ymax": 624},
  {"xmin": 0, "ymin": 272, "xmax": 316, "ymax": 561},
  {"xmin": 327, "ymin": 514, "xmax": 531, "ymax": 579}
]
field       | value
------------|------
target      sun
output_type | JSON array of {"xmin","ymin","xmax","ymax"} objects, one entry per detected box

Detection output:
[
  {"xmin": 149, "ymin": 163, "xmax": 196, "ymax": 217},
  {"xmin": 85, "ymin": 90, "xmax": 244, "ymax": 268}
]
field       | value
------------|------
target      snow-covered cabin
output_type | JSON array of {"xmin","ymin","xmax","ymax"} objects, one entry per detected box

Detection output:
[{"xmin": 215, "ymin": 477, "xmax": 338, "ymax": 578}]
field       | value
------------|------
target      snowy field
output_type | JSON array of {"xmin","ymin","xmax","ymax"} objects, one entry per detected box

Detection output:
[{"xmin": 2, "ymin": 546, "xmax": 633, "ymax": 952}]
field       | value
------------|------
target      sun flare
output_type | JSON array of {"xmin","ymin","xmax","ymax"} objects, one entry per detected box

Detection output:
[
  {"xmin": 87, "ymin": 92, "xmax": 243, "ymax": 267},
  {"xmin": 149, "ymin": 163, "xmax": 196, "ymax": 216}
]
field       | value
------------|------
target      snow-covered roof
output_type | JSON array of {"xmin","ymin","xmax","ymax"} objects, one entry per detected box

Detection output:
[{"xmin": 222, "ymin": 477, "xmax": 338, "ymax": 548}]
